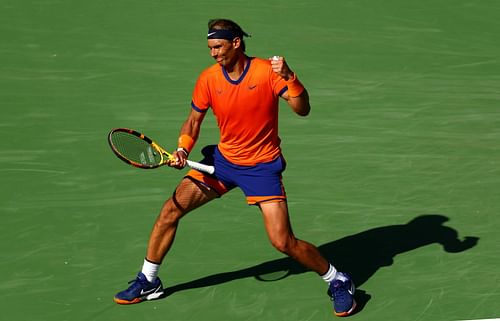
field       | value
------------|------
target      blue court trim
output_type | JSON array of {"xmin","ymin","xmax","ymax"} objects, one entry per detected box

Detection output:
[
  {"xmin": 278, "ymin": 86, "xmax": 288, "ymax": 97},
  {"xmin": 191, "ymin": 101, "xmax": 208, "ymax": 113},
  {"xmin": 222, "ymin": 57, "xmax": 252, "ymax": 85}
]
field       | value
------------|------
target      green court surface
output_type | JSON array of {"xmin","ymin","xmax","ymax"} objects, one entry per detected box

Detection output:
[{"xmin": 1, "ymin": 0, "xmax": 499, "ymax": 320}]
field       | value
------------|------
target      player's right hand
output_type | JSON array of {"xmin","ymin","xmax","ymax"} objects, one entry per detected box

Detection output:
[{"xmin": 168, "ymin": 149, "xmax": 188, "ymax": 169}]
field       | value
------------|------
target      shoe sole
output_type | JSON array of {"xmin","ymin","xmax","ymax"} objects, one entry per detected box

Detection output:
[{"xmin": 334, "ymin": 299, "xmax": 357, "ymax": 317}]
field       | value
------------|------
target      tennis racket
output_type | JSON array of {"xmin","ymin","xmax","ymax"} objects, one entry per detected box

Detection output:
[{"xmin": 108, "ymin": 128, "xmax": 215, "ymax": 174}]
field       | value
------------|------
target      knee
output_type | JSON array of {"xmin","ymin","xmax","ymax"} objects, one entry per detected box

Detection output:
[
  {"xmin": 270, "ymin": 235, "xmax": 297, "ymax": 254},
  {"xmin": 156, "ymin": 199, "xmax": 183, "ymax": 227}
]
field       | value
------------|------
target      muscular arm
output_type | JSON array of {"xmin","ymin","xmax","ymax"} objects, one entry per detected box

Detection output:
[
  {"xmin": 179, "ymin": 108, "xmax": 206, "ymax": 141},
  {"xmin": 270, "ymin": 57, "xmax": 311, "ymax": 117},
  {"xmin": 171, "ymin": 108, "xmax": 206, "ymax": 168},
  {"xmin": 281, "ymin": 84, "xmax": 310, "ymax": 117}
]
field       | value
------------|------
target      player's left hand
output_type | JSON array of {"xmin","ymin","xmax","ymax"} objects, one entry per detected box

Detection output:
[{"xmin": 270, "ymin": 56, "xmax": 294, "ymax": 81}]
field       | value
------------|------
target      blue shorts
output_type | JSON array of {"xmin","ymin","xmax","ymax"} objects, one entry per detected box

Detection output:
[{"xmin": 186, "ymin": 145, "xmax": 287, "ymax": 205}]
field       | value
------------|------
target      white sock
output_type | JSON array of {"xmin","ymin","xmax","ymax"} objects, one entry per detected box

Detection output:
[
  {"xmin": 321, "ymin": 264, "xmax": 349, "ymax": 283},
  {"xmin": 321, "ymin": 264, "xmax": 338, "ymax": 283},
  {"xmin": 141, "ymin": 259, "xmax": 160, "ymax": 283}
]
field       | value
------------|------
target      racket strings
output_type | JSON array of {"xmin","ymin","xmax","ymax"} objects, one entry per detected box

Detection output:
[{"xmin": 110, "ymin": 132, "xmax": 161, "ymax": 166}]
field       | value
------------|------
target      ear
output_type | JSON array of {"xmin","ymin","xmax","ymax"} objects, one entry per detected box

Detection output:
[{"xmin": 232, "ymin": 37, "xmax": 241, "ymax": 49}]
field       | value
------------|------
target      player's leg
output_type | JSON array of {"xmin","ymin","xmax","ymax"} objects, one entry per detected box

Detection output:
[
  {"xmin": 114, "ymin": 177, "xmax": 220, "ymax": 304},
  {"xmin": 259, "ymin": 201, "xmax": 356, "ymax": 317},
  {"xmin": 259, "ymin": 201, "xmax": 329, "ymax": 273},
  {"xmin": 146, "ymin": 177, "xmax": 219, "ymax": 263}
]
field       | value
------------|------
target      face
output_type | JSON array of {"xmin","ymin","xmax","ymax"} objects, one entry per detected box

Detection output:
[{"xmin": 207, "ymin": 38, "xmax": 241, "ymax": 67}]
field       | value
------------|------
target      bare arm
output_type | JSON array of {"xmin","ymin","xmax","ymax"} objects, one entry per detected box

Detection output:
[
  {"xmin": 270, "ymin": 56, "xmax": 311, "ymax": 116},
  {"xmin": 170, "ymin": 108, "xmax": 206, "ymax": 168},
  {"xmin": 179, "ymin": 108, "xmax": 205, "ymax": 141},
  {"xmin": 281, "ymin": 85, "xmax": 310, "ymax": 116}
]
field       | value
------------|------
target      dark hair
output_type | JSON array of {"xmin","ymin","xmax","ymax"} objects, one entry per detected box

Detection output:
[{"xmin": 208, "ymin": 18, "xmax": 250, "ymax": 52}]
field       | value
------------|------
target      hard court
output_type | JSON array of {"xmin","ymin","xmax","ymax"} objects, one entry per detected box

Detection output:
[{"xmin": 1, "ymin": 0, "xmax": 499, "ymax": 320}]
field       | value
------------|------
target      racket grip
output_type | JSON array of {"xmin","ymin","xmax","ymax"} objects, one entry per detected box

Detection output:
[{"xmin": 186, "ymin": 160, "xmax": 215, "ymax": 175}]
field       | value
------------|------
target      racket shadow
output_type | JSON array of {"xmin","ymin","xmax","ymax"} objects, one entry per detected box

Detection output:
[{"xmin": 160, "ymin": 214, "xmax": 478, "ymax": 310}]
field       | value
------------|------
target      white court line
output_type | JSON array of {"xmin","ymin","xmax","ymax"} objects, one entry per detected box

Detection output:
[{"xmin": 458, "ymin": 319, "xmax": 500, "ymax": 321}]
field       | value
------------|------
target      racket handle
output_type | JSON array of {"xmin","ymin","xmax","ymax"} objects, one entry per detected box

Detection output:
[{"xmin": 186, "ymin": 160, "xmax": 215, "ymax": 175}]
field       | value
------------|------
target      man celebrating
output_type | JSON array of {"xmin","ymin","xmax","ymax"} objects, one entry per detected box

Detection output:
[{"xmin": 114, "ymin": 18, "xmax": 356, "ymax": 317}]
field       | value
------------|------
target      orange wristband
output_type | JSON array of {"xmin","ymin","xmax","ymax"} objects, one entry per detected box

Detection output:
[
  {"xmin": 178, "ymin": 134, "xmax": 195, "ymax": 153},
  {"xmin": 286, "ymin": 73, "xmax": 305, "ymax": 97}
]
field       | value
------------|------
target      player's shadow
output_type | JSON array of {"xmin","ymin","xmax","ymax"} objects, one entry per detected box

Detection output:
[{"xmin": 161, "ymin": 214, "xmax": 478, "ymax": 312}]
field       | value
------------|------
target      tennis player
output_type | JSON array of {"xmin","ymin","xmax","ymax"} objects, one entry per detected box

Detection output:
[{"xmin": 114, "ymin": 18, "xmax": 356, "ymax": 317}]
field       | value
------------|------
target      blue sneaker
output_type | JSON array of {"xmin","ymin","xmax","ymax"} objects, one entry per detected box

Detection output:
[
  {"xmin": 114, "ymin": 272, "xmax": 164, "ymax": 304},
  {"xmin": 328, "ymin": 273, "xmax": 356, "ymax": 317}
]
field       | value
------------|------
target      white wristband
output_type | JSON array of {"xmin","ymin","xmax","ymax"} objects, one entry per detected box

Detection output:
[{"xmin": 176, "ymin": 147, "xmax": 188, "ymax": 157}]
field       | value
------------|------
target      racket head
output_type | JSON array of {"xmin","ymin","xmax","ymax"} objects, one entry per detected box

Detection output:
[{"xmin": 108, "ymin": 128, "xmax": 172, "ymax": 169}]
